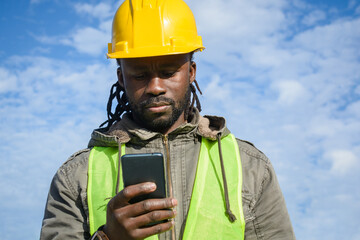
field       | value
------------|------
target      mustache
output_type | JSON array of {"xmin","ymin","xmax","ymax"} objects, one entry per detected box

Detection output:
[{"xmin": 139, "ymin": 96, "xmax": 175, "ymax": 108}]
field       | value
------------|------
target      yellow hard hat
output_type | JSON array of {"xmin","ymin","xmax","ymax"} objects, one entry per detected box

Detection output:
[{"xmin": 107, "ymin": 0, "xmax": 205, "ymax": 59}]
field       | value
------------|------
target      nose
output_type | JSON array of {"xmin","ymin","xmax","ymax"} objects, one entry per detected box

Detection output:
[{"xmin": 145, "ymin": 75, "xmax": 166, "ymax": 96}]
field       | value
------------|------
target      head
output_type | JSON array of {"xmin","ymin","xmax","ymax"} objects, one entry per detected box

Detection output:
[{"xmin": 100, "ymin": 52, "xmax": 202, "ymax": 134}]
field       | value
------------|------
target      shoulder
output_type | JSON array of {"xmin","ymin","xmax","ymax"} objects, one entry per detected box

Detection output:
[
  {"xmin": 59, "ymin": 149, "xmax": 90, "ymax": 174},
  {"xmin": 236, "ymin": 138, "xmax": 269, "ymax": 164},
  {"xmin": 236, "ymin": 138, "xmax": 271, "ymax": 185},
  {"xmin": 55, "ymin": 149, "xmax": 91, "ymax": 195},
  {"xmin": 235, "ymin": 137, "xmax": 272, "ymax": 203},
  {"xmin": 42, "ymin": 149, "xmax": 92, "ymax": 239}
]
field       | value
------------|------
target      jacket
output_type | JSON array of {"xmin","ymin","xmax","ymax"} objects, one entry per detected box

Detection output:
[{"xmin": 40, "ymin": 110, "xmax": 296, "ymax": 239}]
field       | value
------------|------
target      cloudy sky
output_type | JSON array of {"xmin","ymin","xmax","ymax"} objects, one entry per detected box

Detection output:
[{"xmin": 0, "ymin": 0, "xmax": 359, "ymax": 239}]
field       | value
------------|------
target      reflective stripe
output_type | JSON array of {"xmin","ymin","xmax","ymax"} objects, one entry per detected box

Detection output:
[{"xmin": 88, "ymin": 134, "xmax": 244, "ymax": 239}]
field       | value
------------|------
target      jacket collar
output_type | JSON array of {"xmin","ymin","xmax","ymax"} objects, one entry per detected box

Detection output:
[{"xmin": 88, "ymin": 109, "xmax": 230, "ymax": 147}]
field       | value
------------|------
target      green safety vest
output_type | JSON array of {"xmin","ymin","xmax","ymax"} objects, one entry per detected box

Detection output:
[{"xmin": 87, "ymin": 134, "xmax": 245, "ymax": 239}]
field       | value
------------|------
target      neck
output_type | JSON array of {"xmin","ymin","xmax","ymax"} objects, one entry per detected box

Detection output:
[{"xmin": 161, "ymin": 112, "xmax": 187, "ymax": 135}]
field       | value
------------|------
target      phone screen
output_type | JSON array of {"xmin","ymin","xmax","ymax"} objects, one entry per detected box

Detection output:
[{"xmin": 121, "ymin": 153, "xmax": 167, "ymax": 204}]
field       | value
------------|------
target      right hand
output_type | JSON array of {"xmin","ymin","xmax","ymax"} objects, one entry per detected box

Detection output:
[{"xmin": 103, "ymin": 182, "xmax": 177, "ymax": 240}]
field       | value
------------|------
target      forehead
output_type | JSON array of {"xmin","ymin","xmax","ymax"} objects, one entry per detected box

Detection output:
[{"xmin": 120, "ymin": 53, "xmax": 190, "ymax": 70}]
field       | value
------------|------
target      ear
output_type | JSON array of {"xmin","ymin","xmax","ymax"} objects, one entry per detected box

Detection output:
[
  {"xmin": 189, "ymin": 61, "xmax": 196, "ymax": 84},
  {"xmin": 117, "ymin": 67, "xmax": 125, "ymax": 88}
]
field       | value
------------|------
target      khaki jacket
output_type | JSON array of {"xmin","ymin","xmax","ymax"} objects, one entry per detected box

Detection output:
[{"xmin": 40, "ymin": 111, "xmax": 295, "ymax": 239}]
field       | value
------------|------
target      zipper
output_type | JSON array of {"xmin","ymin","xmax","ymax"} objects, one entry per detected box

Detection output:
[
  {"xmin": 162, "ymin": 135, "xmax": 175, "ymax": 240},
  {"xmin": 162, "ymin": 135, "xmax": 173, "ymax": 199}
]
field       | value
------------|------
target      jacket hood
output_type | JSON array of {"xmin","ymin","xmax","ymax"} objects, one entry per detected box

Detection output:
[{"xmin": 88, "ymin": 109, "xmax": 230, "ymax": 148}]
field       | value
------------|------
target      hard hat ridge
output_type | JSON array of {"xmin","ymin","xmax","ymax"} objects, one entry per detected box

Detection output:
[
  {"xmin": 107, "ymin": 0, "xmax": 205, "ymax": 59},
  {"xmin": 130, "ymin": 0, "xmax": 166, "ymax": 10}
]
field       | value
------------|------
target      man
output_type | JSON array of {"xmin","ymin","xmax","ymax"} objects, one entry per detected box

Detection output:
[{"xmin": 41, "ymin": 0, "xmax": 295, "ymax": 239}]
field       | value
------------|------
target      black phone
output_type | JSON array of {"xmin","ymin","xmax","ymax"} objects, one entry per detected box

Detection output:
[{"xmin": 121, "ymin": 153, "xmax": 167, "ymax": 204}]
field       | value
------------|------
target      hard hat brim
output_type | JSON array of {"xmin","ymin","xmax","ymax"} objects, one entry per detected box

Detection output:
[{"xmin": 107, "ymin": 45, "xmax": 205, "ymax": 59}]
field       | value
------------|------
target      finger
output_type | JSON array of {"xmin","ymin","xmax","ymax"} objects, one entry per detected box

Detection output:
[
  {"xmin": 111, "ymin": 198, "xmax": 177, "ymax": 222},
  {"xmin": 131, "ymin": 219, "xmax": 175, "ymax": 239},
  {"xmin": 130, "ymin": 198, "xmax": 178, "ymax": 217},
  {"xmin": 133, "ymin": 208, "xmax": 176, "ymax": 228},
  {"xmin": 109, "ymin": 182, "xmax": 157, "ymax": 209}
]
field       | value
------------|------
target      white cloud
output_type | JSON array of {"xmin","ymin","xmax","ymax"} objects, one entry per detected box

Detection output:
[
  {"xmin": 292, "ymin": 18, "xmax": 360, "ymax": 58},
  {"xmin": 1, "ymin": 55, "xmax": 116, "ymax": 132},
  {"xmin": 272, "ymin": 80, "xmax": 307, "ymax": 105},
  {"xmin": 203, "ymin": 75, "xmax": 231, "ymax": 101},
  {"xmin": 189, "ymin": 0, "xmax": 288, "ymax": 61},
  {"xmin": 345, "ymin": 100, "xmax": 360, "ymax": 118},
  {"xmin": 302, "ymin": 10, "xmax": 326, "ymax": 26},
  {"xmin": 74, "ymin": 2, "xmax": 113, "ymax": 20},
  {"xmin": 32, "ymin": 2, "xmax": 114, "ymax": 56},
  {"xmin": 309, "ymin": 116, "xmax": 344, "ymax": 138},
  {"xmin": 326, "ymin": 150, "xmax": 359, "ymax": 175},
  {"xmin": 35, "ymin": 26, "xmax": 110, "ymax": 56},
  {"xmin": 0, "ymin": 68, "xmax": 18, "ymax": 93},
  {"xmin": 62, "ymin": 27, "xmax": 109, "ymax": 56}
]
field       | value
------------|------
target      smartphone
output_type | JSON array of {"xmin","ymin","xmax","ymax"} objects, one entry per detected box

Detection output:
[{"xmin": 121, "ymin": 153, "xmax": 167, "ymax": 204}]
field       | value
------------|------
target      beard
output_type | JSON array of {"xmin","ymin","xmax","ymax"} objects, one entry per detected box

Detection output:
[{"xmin": 128, "ymin": 86, "xmax": 191, "ymax": 133}]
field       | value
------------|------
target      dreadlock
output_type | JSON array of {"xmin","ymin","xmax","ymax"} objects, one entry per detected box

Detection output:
[{"xmin": 99, "ymin": 53, "xmax": 202, "ymax": 130}]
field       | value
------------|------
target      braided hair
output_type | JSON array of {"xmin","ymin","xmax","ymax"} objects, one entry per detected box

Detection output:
[{"xmin": 99, "ymin": 53, "xmax": 202, "ymax": 130}]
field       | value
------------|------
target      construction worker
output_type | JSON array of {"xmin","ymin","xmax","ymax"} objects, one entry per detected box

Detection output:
[{"xmin": 40, "ymin": 0, "xmax": 295, "ymax": 239}]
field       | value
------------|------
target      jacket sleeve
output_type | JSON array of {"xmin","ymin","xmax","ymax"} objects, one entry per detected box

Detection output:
[
  {"xmin": 248, "ymin": 161, "xmax": 296, "ymax": 239},
  {"xmin": 40, "ymin": 150, "xmax": 91, "ymax": 240},
  {"xmin": 239, "ymin": 140, "xmax": 296, "ymax": 240}
]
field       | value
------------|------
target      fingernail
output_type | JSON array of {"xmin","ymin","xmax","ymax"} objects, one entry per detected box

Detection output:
[
  {"xmin": 144, "ymin": 182, "xmax": 156, "ymax": 190},
  {"xmin": 172, "ymin": 198, "xmax": 178, "ymax": 206}
]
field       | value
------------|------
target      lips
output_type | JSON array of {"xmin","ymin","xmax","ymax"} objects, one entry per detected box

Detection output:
[
  {"xmin": 146, "ymin": 102, "xmax": 170, "ymax": 108},
  {"xmin": 145, "ymin": 102, "xmax": 171, "ymax": 113}
]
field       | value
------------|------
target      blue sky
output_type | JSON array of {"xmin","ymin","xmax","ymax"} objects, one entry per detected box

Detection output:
[{"xmin": 1, "ymin": 0, "xmax": 360, "ymax": 239}]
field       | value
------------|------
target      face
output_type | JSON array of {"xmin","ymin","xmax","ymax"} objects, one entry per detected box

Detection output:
[{"xmin": 118, "ymin": 53, "xmax": 196, "ymax": 134}]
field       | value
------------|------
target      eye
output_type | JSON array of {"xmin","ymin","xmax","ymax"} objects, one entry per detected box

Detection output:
[
  {"xmin": 133, "ymin": 73, "xmax": 147, "ymax": 80},
  {"xmin": 161, "ymin": 70, "xmax": 176, "ymax": 78}
]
